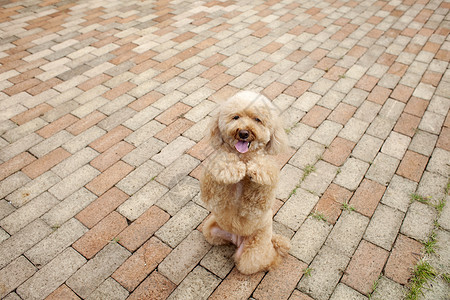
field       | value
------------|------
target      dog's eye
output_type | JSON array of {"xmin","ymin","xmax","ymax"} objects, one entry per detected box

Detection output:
[
  {"xmin": 232, "ymin": 115, "xmax": 239, "ymax": 120},
  {"xmin": 254, "ymin": 118, "xmax": 262, "ymax": 123}
]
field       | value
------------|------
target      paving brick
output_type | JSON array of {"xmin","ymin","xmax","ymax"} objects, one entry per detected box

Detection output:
[
  {"xmin": 338, "ymin": 117, "xmax": 369, "ymax": 143},
  {"xmin": 0, "ymin": 256, "xmax": 36, "ymax": 299},
  {"xmin": 314, "ymin": 183, "xmax": 353, "ymax": 225},
  {"xmin": 290, "ymin": 217, "xmax": 332, "ymax": 264},
  {"xmin": 76, "ymin": 187, "xmax": 129, "ymax": 228},
  {"xmin": 364, "ymin": 203, "xmax": 404, "ymax": 251},
  {"xmin": 1, "ymin": 192, "xmax": 58, "ymax": 235},
  {"xmin": 329, "ymin": 284, "xmax": 367, "ymax": 300},
  {"xmin": 49, "ymin": 164, "xmax": 99, "ymax": 200},
  {"xmin": 168, "ymin": 266, "xmax": 220, "ymax": 300},
  {"xmin": 117, "ymin": 179, "xmax": 168, "ymax": 221},
  {"xmin": 117, "ymin": 205, "xmax": 170, "ymax": 252},
  {"xmin": 301, "ymin": 105, "xmax": 331, "ymax": 128},
  {"xmin": 365, "ymin": 153, "xmax": 400, "ymax": 186},
  {"xmin": 409, "ymin": 130, "xmax": 438, "ymax": 157},
  {"xmin": 298, "ymin": 245, "xmax": 350, "ymax": 300},
  {"xmin": 370, "ymin": 276, "xmax": 406, "ymax": 300},
  {"xmin": 22, "ymin": 147, "xmax": 71, "ymax": 179},
  {"xmin": 66, "ymin": 111, "xmax": 106, "ymax": 135},
  {"xmin": 156, "ymin": 176, "xmax": 200, "ymax": 216},
  {"xmin": 90, "ymin": 141, "xmax": 135, "ymax": 172},
  {"xmin": 384, "ymin": 234, "xmax": 423, "ymax": 285},
  {"xmin": 396, "ymin": 150, "xmax": 428, "ymax": 182},
  {"xmin": 401, "ymin": 201, "xmax": 438, "ymax": 242},
  {"xmin": 86, "ymin": 161, "xmax": 133, "ymax": 196},
  {"xmin": 152, "ymin": 136, "xmax": 196, "ymax": 167},
  {"xmin": 394, "ymin": 112, "xmax": 421, "ymax": 137},
  {"xmin": 63, "ymin": 125, "xmax": 106, "ymax": 153},
  {"xmin": 0, "ymin": 152, "xmax": 36, "ymax": 181},
  {"xmin": 200, "ymin": 244, "xmax": 235, "ymax": 279},
  {"xmin": 66, "ymin": 242, "xmax": 131, "ymax": 299},
  {"xmin": 289, "ymin": 290, "xmax": 314, "ymax": 300},
  {"xmin": 72, "ymin": 211, "xmax": 128, "ymax": 259},
  {"xmin": 86, "ymin": 277, "xmax": 129, "ymax": 300},
  {"xmin": 156, "ymin": 154, "xmax": 200, "ymax": 188},
  {"xmin": 349, "ymin": 179, "xmax": 386, "ymax": 218},
  {"xmin": 89, "ymin": 125, "xmax": 132, "ymax": 153},
  {"xmin": 127, "ymin": 271, "xmax": 176, "ymax": 300},
  {"xmin": 158, "ymin": 230, "xmax": 211, "ymax": 285},
  {"xmin": 334, "ymin": 158, "xmax": 370, "ymax": 191},
  {"xmin": 327, "ymin": 103, "xmax": 356, "ymax": 125},
  {"xmin": 112, "ymin": 237, "xmax": 171, "ymax": 292},
  {"xmin": 42, "ymin": 188, "xmax": 97, "ymax": 228},
  {"xmin": 0, "ymin": 219, "xmax": 52, "ymax": 269},
  {"xmin": 156, "ymin": 201, "xmax": 209, "ymax": 248},
  {"xmin": 209, "ymin": 267, "xmax": 264, "ymax": 300},
  {"xmin": 29, "ymin": 130, "xmax": 73, "ymax": 158},
  {"xmin": 155, "ymin": 102, "xmax": 192, "ymax": 125},
  {"xmin": 289, "ymin": 140, "xmax": 325, "ymax": 170},
  {"xmin": 322, "ymin": 137, "xmax": 355, "ymax": 166},
  {"xmin": 17, "ymin": 248, "xmax": 86, "ymax": 300},
  {"xmin": 7, "ymin": 171, "xmax": 60, "ymax": 208},
  {"xmin": 275, "ymin": 189, "xmax": 319, "ymax": 231},
  {"xmin": 45, "ymin": 284, "xmax": 81, "ymax": 300},
  {"xmin": 301, "ymin": 160, "xmax": 338, "ymax": 196}
]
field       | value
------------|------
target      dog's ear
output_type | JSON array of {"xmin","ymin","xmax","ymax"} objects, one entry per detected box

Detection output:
[
  {"xmin": 206, "ymin": 111, "xmax": 222, "ymax": 148},
  {"xmin": 266, "ymin": 117, "xmax": 288, "ymax": 155}
]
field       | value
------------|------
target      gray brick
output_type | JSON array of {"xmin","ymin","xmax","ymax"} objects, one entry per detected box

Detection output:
[
  {"xmin": 97, "ymin": 107, "xmax": 136, "ymax": 131},
  {"xmin": 416, "ymin": 171, "xmax": 448, "ymax": 204},
  {"xmin": 117, "ymin": 180, "xmax": 168, "ymax": 221},
  {"xmin": 152, "ymin": 90, "xmax": 186, "ymax": 111},
  {"xmin": 153, "ymin": 136, "xmax": 196, "ymax": 167},
  {"xmin": 418, "ymin": 111, "xmax": 445, "ymax": 135},
  {"xmin": 409, "ymin": 130, "xmax": 438, "ymax": 156},
  {"xmin": 364, "ymin": 204, "xmax": 404, "ymax": 250},
  {"xmin": 25, "ymin": 218, "xmax": 87, "ymax": 267},
  {"xmin": 183, "ymin": 116, "xmax": 212, "ymax": 142},
  {"xmin": 0, "ymin": 172, "xmax": 30, "ymax": 199},
  {"xmin": 290, "ymin": 217, "xmax": 332, "ymax": 264},
  {"xmin": 42, "ymin": 188, "xmax": 96, "ymax": 227},
  {"xmin": 49, "ymin": 165, "xmax": 99, "ymax": 200},
  {"xmin": 159, "ymin": 230, "xmax": 212, "ymax": 285},
  {"xmin": 124, "ymin": 120, "xmax": 165, "ymax": 146},
  {"xmin": 329, "ymin": 283, "xmax": 367, "ymax": 300},
  {"xmin": 0, "ymin": 219, "xmax": 52, "ymax": 269},
  {"xmin": 354, "ymin": 101, "xmax": 381, "ymax": 123},
  {"xmin": 318, "ymin": 90, "xmax": 346, "ymax": 110},
  {"xmin": 326, "ymin": 211, "xmax": 369, "ymax": 256},
  {"xmin": 156, "ymin": 176, "xmax": 200, "ymax": 216},
  {"xmin": 298, "ymin": 245, "xmax": 351, "ymax": 300},
  {"xmin": 413, "ymin": 82, "xmax": 435, "ymax": 100},
  {"xmin": 274, "ymin": 188, "xmax": 319, "ymax": 231},
  {"xmin": 301, "ymin": 160, "xmax": 338, "ymax": 196},
  {"xmin": 122, "ymin": 106, "xmax": 161, "ymax": 131},
  {"xmin": 66, "ymin": 243, "xmax": 131, "ymax": 299},
  {"xmin": 51, "ymin": 147, "xmax": 99, "ymax": 178},
  {"xmin": 0, "ymin": 133, "xmax": 43, "ymax": 161},
  {"xmin": 1, "ymin": 192, "xmax": 59, "ymax": 234},
  {"xmin": 122, "ymin": 137, "xmax": 166, "ymax": 167},
  {"xmin": 86, "ymin": 277, "xmax": 129, "ymax": 300},
  {"xmin": 379, "ymin": 99, "xmax": 405, "ymax": 121},
  {"xmin": 276, "ymin": 164, "xmax": 304, "ymax": 200},
  {"xmin": 6, "ymin": 171, "xmax": 60, "ymax": 208},
  {"xmin": 287, "ymin": 123, "xmax": 315, "ymax": 149},
  {"xmin": 63, "ymin": 126, "xmax": 105, "ymax": 153},
  {"xmin": 0, "ymin": 199, "xmax": 15, "ymax": 220},
  {"xmin": 370, "ymin": 276, "xmax": 406, "ymax": 300},
  {"xmin": 292, "ymin": 92, "xmax": 322, "ymax": 112},
  {"xmin": 71, "ymin": 97, "xmax": 109, "ymax": 118},
  {"xmin": 289, "ymin": 140, "xmax": 326, "ymax": 169},
  {"xmin": 366, "ymin": 116, "xmax": 396, "ymax": 139},
  {"xmin": 43, "ymin": 100, "xmax": 80, "ymax": 123},
  {"xmin": 352, "ymin": 134, "xmax": 383, "ymax": 163},
  {"xmin": 116, "ymin": 159, "xmax": 164, "ymax": 195},
  {"xmin": 3, "ymin": 118, "xmax": 47, "ymax": 143},
  {"xmin": 311, "ymin": 120, "xmax": 343, "ymax": 146},
  {"xmin": 366, "ymin": 153, "xmax": 400, "ymax": 186},
  {"xmin": 168, "ymin": 266, "xmax": 220, "ymax": 300},
  {"xmin": 0, "ymin": 256, "xmax": 36, "ymax": 299},
  {"xmin": 200, "ymin": 245, "xmax": 235, "ymax": 279},
  {"xmin": 280, "ymin": 107, "xmax": 305, "ymax": 129},
  {"xmin": 381, "ymin": 175, "xmax": 418, "ymax": 213},
  {"xmin": 184, "ymin": 100, "xmax": 216, "ymax": 123},
  {"xmin": 342, "ymin": 88, "xmax": 368, "ymax": 107},
  {"xmin": 381, "ymin": 131, "xmax": 411, "ymax": 160},
  {"xmin": 438, "ymin": 197, "xmax": 450, "ymax": 231},
  {"xmin": 155, "ymin": 154, "xmax": 200, "ymax": 188},
  {"xmin": 29, "ymin": 130, "xmax": 73, "ymax": 157},
  {"xmin": 17, "ymin": 248, "xmax": 86, "ymax": 300},
  {"xmin": 334, "ymin": 158, "xmax": 370, "ymax": 191},
  {"xmin": 401, "ymin": 201, "xmax": 437, "ymax": 242},
  {"xmin": 338, "ymin": 118, "xmax": 369, "ymax": 143}
]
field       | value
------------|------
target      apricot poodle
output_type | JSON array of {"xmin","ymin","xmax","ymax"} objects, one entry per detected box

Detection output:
[{"xmin": 200, "ymin": 91, "xmax": 291, "ymax": 275}]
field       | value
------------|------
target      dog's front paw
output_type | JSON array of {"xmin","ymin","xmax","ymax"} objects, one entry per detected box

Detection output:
[
  {"xmin": 247, "ymin": 157, "xmax": 278, "ymax": 186},
  {"xmin": 209, "ymin": 158, "xmax": 246, "ymax": 185}
]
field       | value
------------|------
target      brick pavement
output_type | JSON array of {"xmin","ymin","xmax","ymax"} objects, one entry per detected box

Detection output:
[{"xmin": 0, "ymin": 0, "xmax": 449, "ymax": 299}]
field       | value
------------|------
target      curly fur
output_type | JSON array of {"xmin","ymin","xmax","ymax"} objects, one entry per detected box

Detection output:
[{"xmin": 200, "ymin": 91, "xmax": 290, "ymax": 275}]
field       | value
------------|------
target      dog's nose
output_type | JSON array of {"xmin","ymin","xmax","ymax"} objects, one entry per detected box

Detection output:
[{"xmin": 238, "ymin": 130, "xmax": 249, "ymax": 140}]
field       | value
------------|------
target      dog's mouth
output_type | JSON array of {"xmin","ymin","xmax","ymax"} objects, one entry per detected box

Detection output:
[{"xmin": 235, "ymin": 140, "xmax": 251, "ymax": 153}]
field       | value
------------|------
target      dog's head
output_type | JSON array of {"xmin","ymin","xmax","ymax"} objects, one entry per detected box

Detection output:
[{"xmin": 207, "ymin": 91, "xmax": 287, "ymax": 155}]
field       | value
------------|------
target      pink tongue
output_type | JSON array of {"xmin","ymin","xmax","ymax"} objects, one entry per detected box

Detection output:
[{"xmin": 235, "ymin": 141, "xmax": 249, "ymax": 153}]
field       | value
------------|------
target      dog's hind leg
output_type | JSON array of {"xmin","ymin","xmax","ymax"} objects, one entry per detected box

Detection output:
[{"xmin": 203, "ymin": 215, "xmax": 233, "ymax": 245}]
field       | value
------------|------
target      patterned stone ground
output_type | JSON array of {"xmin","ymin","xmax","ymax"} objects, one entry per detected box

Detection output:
[{"xmin": 0, "ymin": 0, "xmax": 449, "ymax": 299}]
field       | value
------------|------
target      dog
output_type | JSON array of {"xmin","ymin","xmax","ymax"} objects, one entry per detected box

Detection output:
[{"xmin": 200, "ymin": 91, "xmax": 291, "ymax": 275}]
